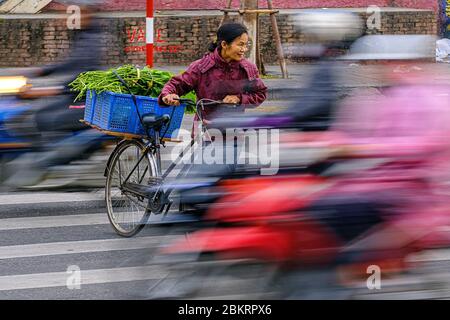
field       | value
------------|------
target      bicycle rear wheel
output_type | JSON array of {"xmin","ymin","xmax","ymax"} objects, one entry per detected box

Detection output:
[{"xmin": 105, "ymin": 139, "xmax": 158, "ymax": 237}]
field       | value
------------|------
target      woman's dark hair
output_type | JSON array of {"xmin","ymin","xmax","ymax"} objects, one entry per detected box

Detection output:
[{"xmin": 208, "ymin": 23, "xmax": 248, "ymax": 52}]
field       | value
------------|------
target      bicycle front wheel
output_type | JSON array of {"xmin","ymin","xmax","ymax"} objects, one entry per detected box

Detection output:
[{"xmin": 105, "ymin": 139, "xmax": 158, "ymax": 237}]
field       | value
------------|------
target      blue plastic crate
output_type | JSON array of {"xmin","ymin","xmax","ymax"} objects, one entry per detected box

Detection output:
[
  {"xmin": 137, "ymin": 95, "xmax": 186, "ymax": 138},
  {"xmin": 92, "ymin": 91, "xmax": 108, "ymax": 127},
  {"xmin": 84, "ymin": 90, "xmax": 96, "ymax": 124},
  {"xmin": 92, "ymin": 91, "xmax": 186, "ymax": 138}
]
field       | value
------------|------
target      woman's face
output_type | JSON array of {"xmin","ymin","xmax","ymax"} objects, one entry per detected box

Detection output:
[{"xmin": 221, "ymin": 33, "xmax": 249, "ymax": 62}]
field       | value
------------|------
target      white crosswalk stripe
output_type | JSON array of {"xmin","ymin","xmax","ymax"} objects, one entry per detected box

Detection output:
[
  {"xmin": 2, "ymin": 207, "xmax": 450, "ymax": 299},
  {"xmin": 0, "ymin": 265, "xmax": 170, "ymax": 291},
  {"xmin": 0, "ymin": 212, "xmax": 186, "ymax": 231},
  {"xmin": 0, "ymin": 113, "xmax": 280, "ymax": 298},
  {"xmin": 0, "ymin": 213, "xmax": 108, "ymax": 231},
  {"xmin": 0, "ymin": 235, "xmax": 179, "ymax": 260},
  {"xmin": 0, "ymin": 208, "xmax": 189, "ymax": 297}
]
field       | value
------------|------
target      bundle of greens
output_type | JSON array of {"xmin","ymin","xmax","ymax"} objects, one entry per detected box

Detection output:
[{"xmin": 69, "ymin": 65, "xmax": 196, "ymax": 112}]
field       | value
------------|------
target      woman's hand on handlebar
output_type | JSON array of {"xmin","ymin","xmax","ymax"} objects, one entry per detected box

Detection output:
[
  {"xmin": 223, "ymin": 95, "xmax": 240, "ymax": 105},
  {"xmin": 162, "ymin": 94, "xmax": 181, "ymax": 106}
]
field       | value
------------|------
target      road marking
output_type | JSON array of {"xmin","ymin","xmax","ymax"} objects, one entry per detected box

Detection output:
[
  {"xmin": 0, "ymin": 265, "xmax": 169, "ymax": 291},
  {"xmin": 0, "ymin": 192, "xmax": 104, "ymax": 205},
  {"xmin": 0, "ymin": 213, "xmax": 109, "ymax": 231},
  {"xmin": 0, "ymin": 235, "xmax": 180, "ymax": 260}
]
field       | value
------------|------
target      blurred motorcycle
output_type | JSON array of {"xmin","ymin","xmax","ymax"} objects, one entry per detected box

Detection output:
[
  {"xmin": 145, "ymin": 138, "xmax": 450, "ymax": 299},
  {"xmin": 0, "ymin": 72, "xmax": 115, "ymax": 190},
  {"xmin": 163, "ymin": 10, "xmax": 366, "ymax": 220},
  {"xmin": 143, "ymin": 30, "xmax": 450, "ymax": 298}
]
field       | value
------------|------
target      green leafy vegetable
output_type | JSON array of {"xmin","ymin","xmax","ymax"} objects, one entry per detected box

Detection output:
[{"xmin": 69, "ymin": 65, "xmax": 196, "ymax": 113}]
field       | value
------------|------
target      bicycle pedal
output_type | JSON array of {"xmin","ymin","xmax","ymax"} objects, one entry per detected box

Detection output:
[
  {"xmin": 122, "ymin": 182, "xmax": 158, "ymax": 197},
  {"xmin": 148, "ymin": 177, "xmax": 163, "ymax": 185},
  {"xmin": 164, "ymin": 200, "xmax": 173, "ymax": 214}
]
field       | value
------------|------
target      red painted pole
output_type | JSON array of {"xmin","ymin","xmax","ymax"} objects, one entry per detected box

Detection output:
[{"xmin": 146, "ymin": 0, "xmax": 154, "ymax": 67}]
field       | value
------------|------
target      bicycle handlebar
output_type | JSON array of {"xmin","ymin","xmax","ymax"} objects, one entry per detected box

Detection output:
[
  {"xmin": 175, "ymin": 98, "xmax": 196, "ymax": 105},
  {"xmin": 174, "ymin": 97, "xmax": 237, "ymax": 108}
]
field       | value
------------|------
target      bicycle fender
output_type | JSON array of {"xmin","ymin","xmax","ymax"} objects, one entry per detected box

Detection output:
[{"xmin": 103, "ymin": 139, "xmax": 130, "ymax": 177}]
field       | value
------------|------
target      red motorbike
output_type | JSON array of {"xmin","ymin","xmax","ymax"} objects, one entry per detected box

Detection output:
[{"xmin": 146, "ymin": 140, "xmax": 450, "ymax": 299}]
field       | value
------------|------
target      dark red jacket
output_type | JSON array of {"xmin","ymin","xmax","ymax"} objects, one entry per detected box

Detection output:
[{"xmin": 158, "ymin": 48, "xmax": 268, "ymax": 120}]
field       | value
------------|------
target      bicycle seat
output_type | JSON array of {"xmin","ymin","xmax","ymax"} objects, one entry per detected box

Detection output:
[{"xmin": 142, "ymin": 113, "xmax": 170, "ymax": 129}]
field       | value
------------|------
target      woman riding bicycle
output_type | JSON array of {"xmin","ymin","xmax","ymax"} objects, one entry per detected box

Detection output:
[{"xmin": 158, "ymin": 23, "xmax": 268, "ymax": 138}]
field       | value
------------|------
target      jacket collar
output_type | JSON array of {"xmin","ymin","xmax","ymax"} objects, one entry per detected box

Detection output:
[
  {"xmin": 198, "ymin": 48, "xmax": 257, "ymax": 80},
  {"xmin": 212, "ymin": 48, "xmax": 241, "ymax": 69}
]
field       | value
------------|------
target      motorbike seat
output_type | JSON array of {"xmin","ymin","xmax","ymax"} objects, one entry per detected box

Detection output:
[{"xmin": 141, "ymin": 113, "xmax": 170, "ymax": 129}]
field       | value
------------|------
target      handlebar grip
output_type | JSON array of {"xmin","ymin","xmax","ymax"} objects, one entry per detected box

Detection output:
[
  {"xmin": 201, "ymin": 100, "xmax": 238, "ymax": 108},
  {"xmin": 219, "ymin": 102, "xmax": 238, "ymax": 107},
  {"xmin": 174, "ymin": 98, "xmax": 195, "ymax": 105}
]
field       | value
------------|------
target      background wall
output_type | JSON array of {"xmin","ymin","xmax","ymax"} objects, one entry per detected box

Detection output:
[
  {"xmin": 0, "ymin": 9, "xmax": 437, "ymax": 67},
  {"xmin": 43, "ymin": 0, "xmax": 439, "ymax": 11}
]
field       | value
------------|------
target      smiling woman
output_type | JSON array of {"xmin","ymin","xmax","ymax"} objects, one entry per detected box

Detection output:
[
  {"xmin": 158, "ymin": 22, "xmax": 268, "ymax": 137},
  {"xmin": 207, "ymin": 22, "xmax": 250, "ymax": 63}
]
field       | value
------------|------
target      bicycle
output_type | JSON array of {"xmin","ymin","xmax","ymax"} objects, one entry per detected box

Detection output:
[{"xmin": 104, "ymin": 72, "xmax": 237, "ymax": 237}]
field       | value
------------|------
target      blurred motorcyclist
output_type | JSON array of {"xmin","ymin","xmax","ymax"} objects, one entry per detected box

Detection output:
[
  {"xmin": 307, "ymin": 35, "xmax": 450, "ymax": 272},
  {"xmin": 282, "ymin": 10, "xmax": 364, "ymax": 130},
  {"xmin": 2, "ymin": 0, "xmax": 108, "ymax": 188},
  {"xmin": 23, "ymin": 0, "xmax": 105, "ymax": 133},
  {"xmin": 173, "ymin": 11, "xmax": 365, "ymax": 214}
]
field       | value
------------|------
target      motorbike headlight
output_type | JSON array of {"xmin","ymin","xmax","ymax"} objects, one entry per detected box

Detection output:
[{"xmin": 0, "ymin": 76, "xmax": 29, "ymax": 94}]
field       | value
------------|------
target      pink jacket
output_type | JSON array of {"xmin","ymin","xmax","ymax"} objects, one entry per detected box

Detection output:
[
  {"xmin": 333, "ymin": 85, "xmax": 450, "ymax": 160},
  {"xmin": 158, "ymin": 48, "xmax": 267, "ymax": 120},
  {"xmin": 329, "ymin": 84, "xmax": 450, "ymax": 198},
  {"xmin": 327, "ymin": 84, "xmax": 450, "ymax": 244}
]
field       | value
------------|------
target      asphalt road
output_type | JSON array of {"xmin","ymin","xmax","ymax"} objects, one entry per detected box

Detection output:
[
  {"xmin": 0, "ymin": 112, "xmax": 283, "ymax": 299},
  {"xmin": 3, "ymin": 192, "xmax": 450, "ymax": 300},
  {"xmin": 3, "ymin": 72, "xmax": 450, "ymax": 298}
]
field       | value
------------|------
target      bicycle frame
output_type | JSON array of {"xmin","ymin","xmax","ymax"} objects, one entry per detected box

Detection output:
[{"xmin": 117, "ymin": 99, "xmax": 214, "ymax": 213}]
